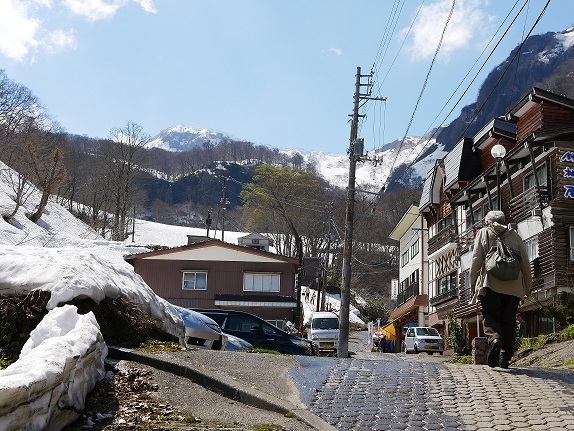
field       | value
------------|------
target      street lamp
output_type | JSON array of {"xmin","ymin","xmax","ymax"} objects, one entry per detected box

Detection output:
[{"xmin": 491, "ymin": 144, "xmax": 507, "ymax": 211}]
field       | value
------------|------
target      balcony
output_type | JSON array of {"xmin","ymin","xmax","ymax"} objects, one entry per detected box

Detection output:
[
  {"xmin": 509, "ymin": 186, "xmax": 549, "ymax": 223},
  {"xmin": 429, "ymin": 286, "xmax": 459, "ymax": 307},
  {"xmin": 428, "ymin": 225, "xmax": 456, "ymax": 255},
  {"xmin": 396, "ymin": 282, "xmax": 419, "ymax": 307}
]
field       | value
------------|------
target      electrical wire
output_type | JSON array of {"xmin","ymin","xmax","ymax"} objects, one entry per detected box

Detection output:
[
  {"xmin": 394, "ymin": 0, "xmax": 550, "ymax": 185},
  {"xmin": 387, "ymin": 0, "xmax": 457, "ymax": 176},
  {"xmin": 399, "ymin": 0, "xmax": 528, "ymax": 170}
]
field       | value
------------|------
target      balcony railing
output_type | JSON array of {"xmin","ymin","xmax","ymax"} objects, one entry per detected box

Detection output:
[
  {"xmin": 428, "ymin": 225, "xmax": 456, "ymax": 255},
  {"xmin": 509, "ymin": 186, "xmax": 549, "ymax": 223},
  {"xmin": 429, "ymin": 286, "xmax": 459, "ymax": 306},
  {"xmin": 396, "ymin": 282, "xmax": 419, "ymax": 307}
]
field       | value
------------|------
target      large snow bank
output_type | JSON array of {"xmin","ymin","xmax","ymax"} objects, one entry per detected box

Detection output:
[
  {"xmin": 0, "ymin": 245, "xmax": 184, "ymax": 342},
  {"xmin": 0, "ymin": 305, "xmax": 107, "ymax": 431}
]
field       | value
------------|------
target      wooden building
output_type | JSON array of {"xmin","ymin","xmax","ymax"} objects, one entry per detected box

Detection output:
[
  {"xmin": 416, "ymin": 87, "xmax": 574, "ymax": 349},
  {"xmin": 125, "ymin": 239, "xmax": 299, "ymax": 322}
]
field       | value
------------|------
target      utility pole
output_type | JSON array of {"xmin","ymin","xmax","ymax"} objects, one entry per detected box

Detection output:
[
  {"xmin": 320, "ymin": 201, "xmax": 334, "ymax": 312},
  {"xmin": 220, "ymin": 177, "xmax": 228, "ymax": 242},
  {"xmin": 338, "ymin": 67, "xmax": 385, "ymax": 358},
  {"xmin": 205, "ymin": 208, "xmax": 212, "ymax": 237}
]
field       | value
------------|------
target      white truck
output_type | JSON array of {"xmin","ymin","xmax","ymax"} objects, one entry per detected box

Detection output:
[{"xmin": 307, "ymin": 311, "xmax": 340, "ymax": 355}]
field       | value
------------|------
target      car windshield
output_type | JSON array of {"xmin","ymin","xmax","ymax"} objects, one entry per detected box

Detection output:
[
  {"xmin": 416, "ymin": 327, "xmax": 440, "ymax": 336},
  {"xmin": 312, "ymin": 318, "xmax": 339, "ymax": 330}
]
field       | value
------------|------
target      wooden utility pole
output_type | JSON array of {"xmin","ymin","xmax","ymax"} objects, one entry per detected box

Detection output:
[{"xmin": 338, "ymin": 67, "xmax": 385, "ymax": 358}]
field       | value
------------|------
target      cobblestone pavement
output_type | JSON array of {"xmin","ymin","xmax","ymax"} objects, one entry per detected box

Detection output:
[{"xmin": 292, "ymin": 351, "xmax": 574, "ymax": 431}]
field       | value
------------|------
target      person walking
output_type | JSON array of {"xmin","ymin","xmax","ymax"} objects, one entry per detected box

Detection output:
[{"xmin": 470, "ymin": 210, "xmax": 532, "ymax": 368}]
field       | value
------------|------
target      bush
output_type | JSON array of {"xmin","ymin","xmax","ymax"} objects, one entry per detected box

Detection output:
[{"xmin": 560, "ymin": 324, "xmax": 574, "ymax": 341}]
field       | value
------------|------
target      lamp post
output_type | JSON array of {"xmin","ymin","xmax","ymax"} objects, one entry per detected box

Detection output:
[{"xmin": 491, "ymin": 144, "xmax": 506, "ymax": 211}]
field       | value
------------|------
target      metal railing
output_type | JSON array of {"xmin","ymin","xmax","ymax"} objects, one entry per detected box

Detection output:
[
  {"xmin": 429, "ymin": 286, "xmax": 459, "ymax": 306},
  {"xmin": 509, "ymin": 186, "xmax": 549, "ymax": 223},
  {"xmin": 428, "ymin": 225, "xmax": 457, "ymax": 255},
  {"xmin": 396, "ymin": 282, "xmax": 419, "ymax": 307}
]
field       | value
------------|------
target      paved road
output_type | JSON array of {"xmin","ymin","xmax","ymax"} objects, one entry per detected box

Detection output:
[{"xmin": 290, "ymin": 332, "xmax": 574, "ymax": 430}]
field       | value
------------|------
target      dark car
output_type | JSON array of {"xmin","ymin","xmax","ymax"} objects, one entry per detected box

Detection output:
[{"xmin": 194, "ymin": 309, "xmax": 318, "ymax": 356}]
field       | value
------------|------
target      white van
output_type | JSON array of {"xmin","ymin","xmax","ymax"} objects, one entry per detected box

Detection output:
[{"xmin": 307, "ymin": 311, "xmax": 339, "ymax": 354}]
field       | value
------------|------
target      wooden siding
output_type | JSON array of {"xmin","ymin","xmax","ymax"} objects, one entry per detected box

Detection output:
[
  {"xmin": 133, "ymin": 259, "xmax": 296, "ymax": 303},
  {"xmin": 516, "ymin": 103, "xmax": 543, "ymax": 143},
  {"xmin": 478, "ymin": 138, "xmax": 515, "ymax": 171},
  {"xmin": 516, "ymin": 102, "xmax": 574, "ymax": 143}
]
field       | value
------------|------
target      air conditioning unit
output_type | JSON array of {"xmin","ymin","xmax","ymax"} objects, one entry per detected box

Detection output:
[{"xmin": 531, "ymin": 208, "xmax": 542, "ymax": 217}]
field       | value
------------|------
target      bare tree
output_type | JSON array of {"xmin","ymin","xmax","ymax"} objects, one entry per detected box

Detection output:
[
  {"xmin": 26, "ymin": 134, "xmax": 68, "ymax": 223},
  {"xmin": 101, "ymin": 121, "xmax": 149, "ymax": 240}
]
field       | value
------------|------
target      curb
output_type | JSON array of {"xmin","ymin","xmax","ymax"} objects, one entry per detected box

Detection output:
[{"xmin": 107, "ymin": 346, "xmax": 336, "ymax": 431}]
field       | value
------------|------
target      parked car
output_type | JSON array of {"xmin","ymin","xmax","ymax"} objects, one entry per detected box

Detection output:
[
  {"xmin": 223, "ymin": 333, "xmax": 253, "ymax": 351},
  {"xmin": 194, "ymin": 309, "xmax": 319, "ymax": 356},
  {"xmin": 404, "ymin": 326, "xmax": 444, "ymax": 355},
  {"xmin": 174, "ymin": 306, "xmax": 226, "ymax": 350},
  {"xmin": 307, "ymin": 311, "xmax": 339, "ymax": 354}
]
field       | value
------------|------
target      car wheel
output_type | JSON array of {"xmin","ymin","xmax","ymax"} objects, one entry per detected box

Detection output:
[
  {"xmin": 427, "ymin": 352, "xmax": 434, "ymax": 355},
  {"xmin": 439, "ymin": 351, "xmax": 444, "ymax": 356}
]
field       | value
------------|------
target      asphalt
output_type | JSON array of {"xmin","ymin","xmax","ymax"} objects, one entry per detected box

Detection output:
[{"xmin": 108, "ymin": 331, "xmax": 574, "ymax": 431}]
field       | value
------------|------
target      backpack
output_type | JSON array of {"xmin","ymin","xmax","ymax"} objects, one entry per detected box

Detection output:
[{"xmin": 484, "ymin": 227, "xmax": 522, "ymax": 281}]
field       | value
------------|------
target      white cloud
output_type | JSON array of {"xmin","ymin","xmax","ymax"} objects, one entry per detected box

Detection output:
[
  {"xmin": 62, "ymin": 0, "xmax": 123, "ymax": 21},
  {"xmin": 404, "ymin": 0, "xmax": 491, "ymax": 62},
  {"xmin": 0, "ymin": 0, "xmax": 156, "ymax": 61},
  {"xmin": 327, "ymin": 47, "xmax": 342, "ymax": 56},
  {"xmin": 44, "ymin": 28, "xmax": 77, "ymax": 53},
  {"xmin": 62, "ymin": 0, "xmax": 156, "ymax": 21},
  {"xmin": 0, "ymin": 0, "xmax": 42, "ymax": 61}
]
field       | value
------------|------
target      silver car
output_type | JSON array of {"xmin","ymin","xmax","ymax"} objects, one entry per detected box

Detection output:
[
  {"xmin": 404, "ymin": 326, "xmax": 444, "ymax": 355},
  {"xmin": 174, "ymin": 306, "xmax": 227, "ymax": 350}
]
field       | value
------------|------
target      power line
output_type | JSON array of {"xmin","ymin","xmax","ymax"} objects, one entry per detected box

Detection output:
[
  {"xmin": 387, "ymin": 0, "xmax": 457, "ymax": 176},
  {"xmin": 400, "ymin": 0, "xmax": 529, "ymax": 171}
]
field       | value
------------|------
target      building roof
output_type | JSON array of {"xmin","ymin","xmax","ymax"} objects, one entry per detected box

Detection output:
[
  {"xmin": 389, "ymin": 203, "xmax": 420, "ymax": 241},
  {"xmin": 419, "ymin": 160, "xmax": 444, "ymax": 212},
  {"xmin": 125, "ymin": 239, "xmax": 299, "ymax": 266},
  {"xmin": 506, "ymin": 87, "xmax": 574, "ymax": 121}
]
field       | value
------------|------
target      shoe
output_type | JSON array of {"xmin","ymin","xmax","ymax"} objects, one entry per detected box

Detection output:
[
  {"xmin": 487, "ymin": 339, "xmax": 503, "ymax": 368},
  {"xmin": 499, "ymin": 350, "xmax": 510, "ymax": 369}
]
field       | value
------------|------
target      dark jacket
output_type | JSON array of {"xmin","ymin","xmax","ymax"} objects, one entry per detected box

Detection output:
[{"xmin": 470, "ymin": 222, "xmax": 532, "ymax": 301}]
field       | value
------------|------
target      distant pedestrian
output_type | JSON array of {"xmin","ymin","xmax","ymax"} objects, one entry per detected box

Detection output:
[
  {"xmin": 470, "ymin": 210, "xmax": 532, "ymax": 368},
  {"xmin": 310, "ymin": 291, "xmax": 316, "ymax": 305}
]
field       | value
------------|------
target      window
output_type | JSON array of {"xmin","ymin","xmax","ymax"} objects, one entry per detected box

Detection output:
[
  {"xmin": 570, "ymin": 227, "xmax": 574, "ymax": 261},
  {"xmin": 436, "ymin": 272, "xmax": 457, "ymax": 296},
  {"xmin": 401, "ymin": 251, "xmax": 409, "ymax": 267},
  {"xmin": 524, "ymin": 163, "xmax": 547, "ymax": 191},
  {"xmin": 182, "ymin": 271, "xmax": 208, "ymax": 290},
  {"xmin": 437, "ymin": 213, "xmax": 454, "ymax": 232},
  {"xmin": 243, "ymin": 273, "xmax": 280, "ymax": 292},
  {"xmin": 524, "ymin": 236, "xmax": 539, "ymax": 260},
  {"xmin": 410, "ymin": 241, "xmax": 419, "ymax": 259}
]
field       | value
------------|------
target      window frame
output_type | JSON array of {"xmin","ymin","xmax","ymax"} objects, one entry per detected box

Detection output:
[
  {"xmin": 410, "ymin": 241, "xmax": 419, "ymax": 259},
  {"xmin": 181, "ymin": 271, "xmax": 208, "ymax": 290},
  {"xmin": 523, "ymin": 162, "xmax": 548, "ymax": 192},
  {"xmin": 401, "ymin": 250, "xmax": 409, "ymax": 267},
  {"xmin": 243, "ymin": 272, "xmax": 281, "ymax": 292},
  {"xmin": 569, "ymin": 226, "xmax": 574, "ymax": 261}
]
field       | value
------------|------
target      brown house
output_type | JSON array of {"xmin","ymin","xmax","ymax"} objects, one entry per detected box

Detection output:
[{"xmin": 125, "ymin": 239, "xmax": 300, "ymax": 322}]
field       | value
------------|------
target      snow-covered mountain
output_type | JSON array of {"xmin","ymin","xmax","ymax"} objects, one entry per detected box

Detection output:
[
  {"xmin": 145, "ymin": 125, "xmax": 237, "ymax": 151},
  {"xmin": 282, "ymin": 135, "xmax": 446, "ymax": 191}
]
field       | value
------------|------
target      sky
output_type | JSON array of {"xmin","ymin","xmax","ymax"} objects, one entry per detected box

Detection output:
[{"xmin": 1, "ymin": 0, "xmax": 573, "ymax": 155}]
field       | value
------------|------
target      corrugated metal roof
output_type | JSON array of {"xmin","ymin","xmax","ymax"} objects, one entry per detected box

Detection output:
[
  {"xmin": 419, "ymin": 169, "xmax": 434, "ymax": 211},
  {"xmin": 443, "ymin": 139, "xmax": 464, "ymax": 191}
]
